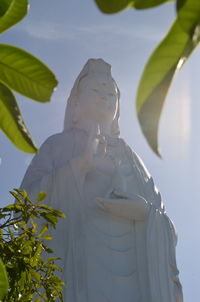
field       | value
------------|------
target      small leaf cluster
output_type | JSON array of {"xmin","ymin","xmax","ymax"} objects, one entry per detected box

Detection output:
[
  {"xmin": 0, "ymin": 189, "xmax": 66, "ymax": 302},
  {"xmin": 95, "ymin": 0, "xmax": 200, "ymax": 155},
  {"xmin": 0, "ymin": 0, "xmax": 58, "ymax": 153}
]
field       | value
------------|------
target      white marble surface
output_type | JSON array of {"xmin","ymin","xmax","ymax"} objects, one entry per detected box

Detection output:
[{"xmin": 21, "ymin": 59, "xmax": 183, "ymax": 302}]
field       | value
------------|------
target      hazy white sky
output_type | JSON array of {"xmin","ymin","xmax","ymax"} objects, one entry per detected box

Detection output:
[{"xmin": 1, "ymin": 0, "xmax": 200, "ymax": 300}]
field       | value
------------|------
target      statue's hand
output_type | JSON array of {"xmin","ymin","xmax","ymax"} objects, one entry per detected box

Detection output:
[
  {"xmin": 96, "ymin": 190, "xmax": 150, "ymax": 221},
  {"xmin": 73, "ymin": 123, "xmax": 107, "ymax": 175}
]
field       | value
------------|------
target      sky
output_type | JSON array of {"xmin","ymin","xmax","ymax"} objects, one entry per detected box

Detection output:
[{"xmin": 1, "ymin": 0, "xmax": 200, "ymax": 300}]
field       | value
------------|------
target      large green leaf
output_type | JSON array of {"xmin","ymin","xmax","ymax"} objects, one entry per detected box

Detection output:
[
  {"xmin": 0, "ymin": 82, "xmax": 37, "ymax": 153},
  {"xmin": 136, "ymin": 20, "xmax": 199, "ymax": 155},
  {"xmin": 94, "ymin": 0, "xmax": 173, "ymax": 13},
  {"xmin": 0, "ymin": 44, "xmax": 58, "ymax": 103},
  {"xmin": 95, "ymin": 0, "xmax": 134, "ymax": 14},
  {"xmin": 0, "ymin": 0, "xmax": 11, "ymax": 17},
  {"xmin": 133, "ymin": 0, "xmax": 173, "ymax": 9},
  {"xmin": 0, "ymin": 258, "xmax": 8, "ymax": 300},
  {"xmin": 0, "ymin": 0, "xmax": 28, "ymax": 34},
  {"xmin": 177, "ymin": 0, "xmax": 200, "ymax": 35}
]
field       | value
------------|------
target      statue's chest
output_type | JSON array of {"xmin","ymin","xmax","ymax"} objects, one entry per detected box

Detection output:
[{"xmin": 83, "ymin": 145, "xmax": 142, "ymax": 208}]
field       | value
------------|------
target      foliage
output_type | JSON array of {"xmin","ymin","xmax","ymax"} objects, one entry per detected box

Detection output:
[
  {"xmin": 136, "ymin": 19, "xmax": 198, "ymax": 155},
  {"xmin": 0, "ymin": 259, "xmax": 8, "ymax": 300},
  {"xmin": 0, "ymin": 0, "xmax": 28, "ymax": 34},
  {"xmin": 0, "ymin": 0, "xmax": 58, "ymax": 154},
  {"xmin": 95, "ymin": 0, "xmax": 200, "ymax": 155},
  {"xmin": 0, "ymin": 189, "xmax": 66, "ymax": 301}
]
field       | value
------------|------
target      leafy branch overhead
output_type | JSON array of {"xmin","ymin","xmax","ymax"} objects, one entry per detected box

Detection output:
[
  {"xmin": 95, "ymin": 0, "xmax": 200, "ymax": 155},
  {"xmin": 0, "ymin": 0, "xmax": 58, "ymax": 153}
]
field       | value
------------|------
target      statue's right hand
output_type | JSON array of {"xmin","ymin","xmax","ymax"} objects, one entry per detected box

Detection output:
[
  {"xmin": 83, "ymin": 123, "xmax": 100, "ymax": 169},
  {"xmin": 75, "ymin": 123, "xmax": 107, "ymax": 174}
]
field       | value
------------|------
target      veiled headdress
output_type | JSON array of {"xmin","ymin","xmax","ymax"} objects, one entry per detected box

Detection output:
[{"xmin": 63, "ymin": 58, "xmax": 120, "ymax": 137}]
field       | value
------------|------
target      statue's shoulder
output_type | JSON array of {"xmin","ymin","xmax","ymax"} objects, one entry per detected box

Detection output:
[
  {"xmin": 38, "ymin": 128, "xmax": 87, "ymax": 162},
  {"xmin": 42, "ymin": 128, "xmax": 87, "ymax": 148},
  {"xmin": 42, "ymin": 130, "xmax": 73, "ymax": 147}
]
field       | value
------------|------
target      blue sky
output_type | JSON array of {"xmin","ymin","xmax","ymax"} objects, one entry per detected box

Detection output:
[{"xmin": 1, "ymin": 0, "xmax": 200, "ymax": 300}]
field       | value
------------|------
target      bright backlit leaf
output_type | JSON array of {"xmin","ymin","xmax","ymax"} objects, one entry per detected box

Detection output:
[
  {"xmin": 0, "ymin": 82, "xmax": 37, "ymax": 153},
  {"xmin": 133, "ymin": 0, "xmax": 173, "ymax": 9},
  {"xmin": 177, "ymin": 0, "xmax": 200, "ymax": 36},
  {"xmin": 95, "ymin": 0, "xmax": 173, "ymax": 13},
  {"xmin": 0, "ymin": 0, "xmax": 28, "ymax": 34},
  {"xmin": 136, "ymin": 19, "xmax": 199, "ymax": 155},
  {"xmin": 0, "ymin": 258, "xmax": 8, "ymax": 300},
  {"xmin": 95, "ymin": 0, "xmax": 134, "ymax": 14},
  {"xmin": 0, "ymin": 44, "xmax": 58, "ymax": 103}
]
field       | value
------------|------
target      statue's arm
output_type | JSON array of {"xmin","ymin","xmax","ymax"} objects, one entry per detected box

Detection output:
[
  {"xmin": 165, "ymin": 215, "xmax": 183, "ymax": 302},
  {"xmin": 96, "ymin": 190, "xmax": 150, "ymax": 221},
  {"xmin": 21, "ymin": 131, "xmax": 82, "ymax": 202},
  {"xmin": 20, "ymin": 141, "xmax": 54, "ymax": 200},
  {"xmin": 20, "ymin": 136, "xmax": 62, "ymax": 201},
  {"xmin": 123, "ymin": 140, "xmax": 164, "ymax": 210}
]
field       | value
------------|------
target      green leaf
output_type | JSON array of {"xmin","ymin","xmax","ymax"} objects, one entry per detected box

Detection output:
[
  {"xmin": 18, "ymin": 271, "xmax": 26, "ymax": 291},
  {"xmin": 30, "ymin": 269, "xmax": 40, "ymax": 282},
  {"xmin": 95, "ymin": 0, "xmax": 134, "ymax": 14},
  {"xmin": 36, "ymin": 191, "xmax": 46, "ymax": 202},
  {"xmin": 13, "ymin": 188, "xmax": 29, "ymax": 199},
  {"xmin": 133, "ymin": 0, "xmax": 173, "ymax": 9},
  {"xmin": 177, "ymin": 0, "xmax": 200, "ymax": 35},
  {"xmin": 94, "ymin": 0, "xmax": 173, "ymax": 13},
  {"xmin": 0, "ymin": 0, "xmax": 28, "ymax": 34},
  {"xmin": 0, "ymin": 82, "xmax": 37, "ymax": 153},
  {"xmin": 39, "ymin": 204, "xmax": 54, "ymax": 211},
  {"xmin": 44, "ymin": 257, "xmax": 61, "ymax": 264},
  {"xmin": 136, "ymin": 19, "xmax": 199, "ymax": 155},
  {"xmin": 40, "ymin": 212, "xmax": 58, "ymax": 226},
  {"xmin": 40, "ymin": 212, "xmax": 58, "ymax": 227},
  {"xmin": 42, "ymin": 243, "xmax": 53, "ymax": 254},
  {"xmin": 52, "ymin": 209, "xmax": 66, "ymax": 218},
  {"xmin": 39, "ymin": 224, "xmax": 48, "ymax": 237},
  {"xmin": 0, "ymin": 258, "xmax": 9, "ymax": 300},
  {"xmin": 22, "ymin": 245, "xmax": 32, "ymax": 255},
  {"xmin": 2, "ymin": 203, "xmax": 17, "ymax": 211},
  {"xmin": 9, "ymin": 190, "xmax": 23, "ymax": 202},
  {"xmin": 50, "ymin": 264, "xmax": 62, "ymax": 272},
  {"xmin": 0, "ymin": 44, "xmax": 58, "ymax": 102},
  {"xmin": 0, "ymin": 0, "xmax": 12, "ymax": 17},
  {"xmin": 30, "ymin": 219, "xmax": 37, "ymax": 229},
  {"xmin": 30, "ymin": 243, "xmax": 42, "ymax": 267},
  {"xmin": 41, "ymin": 235, "xmax": 53, "ymax": 240}
]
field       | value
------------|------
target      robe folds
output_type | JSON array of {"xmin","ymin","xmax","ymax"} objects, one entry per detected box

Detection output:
[{"xmin": 21, "ymin": 128, "xmax": 183, "ymax": 302}]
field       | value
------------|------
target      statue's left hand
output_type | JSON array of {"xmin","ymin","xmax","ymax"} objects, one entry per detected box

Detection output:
[{"xmin": 96, "ymin": 190, "xmax": 150, "ymax": 221}]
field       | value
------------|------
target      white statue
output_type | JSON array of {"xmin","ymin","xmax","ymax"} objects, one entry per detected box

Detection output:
[{"xmin": 21, "ymin": 59, "xmax": 183, "ymax": 302}]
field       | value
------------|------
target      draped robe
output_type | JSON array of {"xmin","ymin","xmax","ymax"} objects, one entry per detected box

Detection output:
[{"xmin": 21, "ymin": 128, "xmax": 183, "ymax": 302}]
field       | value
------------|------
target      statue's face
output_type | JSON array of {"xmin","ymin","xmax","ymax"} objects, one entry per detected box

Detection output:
[{"xmin": 77, "ymin": 75, "xmax": 118, "ymax": 124}]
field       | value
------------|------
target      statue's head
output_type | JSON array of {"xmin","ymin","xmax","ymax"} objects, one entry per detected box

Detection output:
[{"xmin": 64, "ymin": 59, "xmax": 120, "ymax": 137}]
